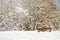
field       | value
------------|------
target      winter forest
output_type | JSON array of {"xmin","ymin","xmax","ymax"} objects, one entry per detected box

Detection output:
[{"xmin": 0, "ymin": 0, "xmax": 60, "ymax": 31}]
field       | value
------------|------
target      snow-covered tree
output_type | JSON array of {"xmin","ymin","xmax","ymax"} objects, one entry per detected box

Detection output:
[{"xmin": 0, "ymin": 0, "xmax": 60, "ymax": 31}]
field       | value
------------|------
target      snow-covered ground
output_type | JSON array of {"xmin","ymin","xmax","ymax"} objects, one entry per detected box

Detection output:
[{"xmin": 0, "ymin": 31, "xmax": 60, "ymax": 40}]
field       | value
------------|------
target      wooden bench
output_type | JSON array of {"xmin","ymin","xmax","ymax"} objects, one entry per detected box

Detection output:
[{"xmin": 36, "ymin": 27, "xmax": 51, "ymax": 32}]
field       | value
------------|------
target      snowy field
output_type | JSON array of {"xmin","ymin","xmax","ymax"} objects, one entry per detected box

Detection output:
[{"xmin": 0, "ymin": 31, "xmax": 60, "ymax": 40}]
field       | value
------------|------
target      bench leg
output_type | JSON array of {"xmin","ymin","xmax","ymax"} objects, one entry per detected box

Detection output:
[
  {"xmin": 49, "ymin": 29, "xmax": 51, "ymax": 32},
  {"xmin": 38, "ymin": 30, "xmax": 40, "ymax": 32}
]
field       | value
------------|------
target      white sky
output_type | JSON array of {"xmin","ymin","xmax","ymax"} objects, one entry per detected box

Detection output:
[{"xmin": 52, "ymin": 0, "xmax": 60, "ymax": 10}]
